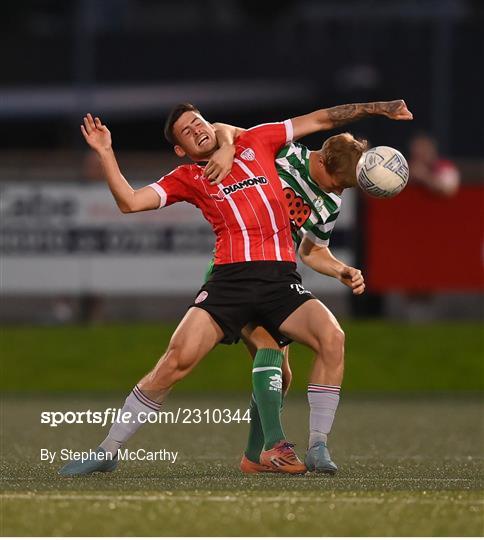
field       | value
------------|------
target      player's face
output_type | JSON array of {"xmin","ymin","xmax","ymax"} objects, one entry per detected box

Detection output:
[{"xmin": 172, "ymin": 111, "xmax": 218, "ymax": 161}]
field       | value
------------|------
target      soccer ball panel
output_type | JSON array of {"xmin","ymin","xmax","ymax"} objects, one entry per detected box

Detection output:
[{"xmin": 356, "ymin": 146, "xmax": 409, "ymax": 198}]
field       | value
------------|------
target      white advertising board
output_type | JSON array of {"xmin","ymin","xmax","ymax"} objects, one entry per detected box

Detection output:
[{"xmin": 1, "ymin": 183, "xmax": 355, "ymax": 294}]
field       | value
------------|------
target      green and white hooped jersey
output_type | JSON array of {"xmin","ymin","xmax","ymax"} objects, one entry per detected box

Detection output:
[{"xmin": 276, "ymin": 142, "xmax": 341, "ymax": 248}]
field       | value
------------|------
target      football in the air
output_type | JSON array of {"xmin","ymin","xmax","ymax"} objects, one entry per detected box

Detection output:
[{"xmin": 356, "ymin": 146, "xmax": 409, "ymax": 198}]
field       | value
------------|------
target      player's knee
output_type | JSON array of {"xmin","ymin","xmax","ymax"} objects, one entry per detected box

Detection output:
[
  {"xmin": 318, "ymin": 324, "xmax": 345, "ymax": 361},
  {"xmin": 329, "ymin": 325, "xmax": 345, "ymax": 355},
  {"xmin": 333, "ymin": 325, "xmax": 345, "ymax": 349}
]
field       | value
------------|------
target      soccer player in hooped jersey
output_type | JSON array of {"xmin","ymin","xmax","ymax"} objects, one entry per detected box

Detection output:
[
  {"xmin": 204, "ymin": 101, "xmax": 412, "ymax": 474},
  {"xmin": 207, "ymin": 132, "xmax": 369, "ymax": 474},
  {"xmin": 60, "ymin": 100, "xmax": 412, "ymax": 477}
]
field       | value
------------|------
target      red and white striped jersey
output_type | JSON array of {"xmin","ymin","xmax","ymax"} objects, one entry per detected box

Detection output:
[{"xmin": 149, "ymin": 121, "xmax": 296, "ymax": 264}]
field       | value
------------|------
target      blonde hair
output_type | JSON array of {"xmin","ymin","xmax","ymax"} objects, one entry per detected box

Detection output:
[{"xmin": 321, "ymin": 133, "xmax": 368, "ymax": 184}]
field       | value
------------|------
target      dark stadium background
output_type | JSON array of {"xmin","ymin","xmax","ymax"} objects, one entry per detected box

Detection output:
[{"xmin": 0, "ymin": 1, "xmax": 482, "ymax": 536}]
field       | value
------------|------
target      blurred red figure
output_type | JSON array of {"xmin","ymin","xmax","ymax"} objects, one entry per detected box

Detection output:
[{"xmin": 409, "ymin": 134, "xmax": 460, "ymax": 197}]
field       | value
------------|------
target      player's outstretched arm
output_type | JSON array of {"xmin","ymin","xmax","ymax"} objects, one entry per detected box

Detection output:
[
  {"xmin": 80, "ymin": 113, "xmax": 159, "ymax": 213},
  {"xmin": 291, "ymin": 99, "xmax": 413, "ymax": 140},
  {"xmin": 298, "ymin": 236, "xmax": 365, "ymax": 295}
]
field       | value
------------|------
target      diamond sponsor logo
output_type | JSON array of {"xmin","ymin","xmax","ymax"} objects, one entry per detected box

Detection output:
[{"xmin": 221, "ymin": 177, "xmax": 267, "ymax": 196}]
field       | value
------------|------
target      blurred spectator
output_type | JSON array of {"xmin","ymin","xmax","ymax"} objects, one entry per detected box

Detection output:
[
  {"xmin": 397, "ymin": 134, "xmax": 462, "ymax": 321},
  {"xmin": 409, "ymin": 134, "xmax": 461, "ymax": 197}
]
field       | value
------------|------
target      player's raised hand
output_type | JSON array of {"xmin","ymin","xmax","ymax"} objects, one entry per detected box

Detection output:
[
  {"xmin": 204, "ymin": 144, "xmax": 235, "ymax": 185},
  {"xmin": 80, "ymin": 113, "xmax": 112, "ymax": 153},
  {"xmin": 339, "ymin": 265, "xmax": 366, "ymax": 295},
  {"xmin": 382, "ymin": 100, "xmax": 413, "ymax": 121}
]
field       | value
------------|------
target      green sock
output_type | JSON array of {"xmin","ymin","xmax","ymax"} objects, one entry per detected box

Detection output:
[
  {"xmin": 245, "ymin": 394, "xmax": 286, "ymax": 462},
  {"xmin": 252, "ymin": 348, "xmax": 286, "ymax": 450},
  {"xmin": 244, "ymin": 394, "xmax": 264, "ymax": 463}
]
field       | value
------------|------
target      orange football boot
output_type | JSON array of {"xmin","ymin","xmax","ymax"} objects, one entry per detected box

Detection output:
[
  {"xmin": 260, "ymin": 441, "xmax": 307, "ymax": 474},
  {"xmin": 239, "ymin": 455, "xmax": 275, "ymax": 474}
]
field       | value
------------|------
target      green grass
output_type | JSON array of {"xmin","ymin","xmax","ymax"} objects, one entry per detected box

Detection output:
[
  {"xmin": 1, "ymin": 395, "xmax": 483, "ymax": 536},
  {"xmin": 2, "ymin": 490, "xmax": 482, "ymax": 536},
  {"xmin": 1, "ymin": 321, "xmax": 483, "ymax": 392}
]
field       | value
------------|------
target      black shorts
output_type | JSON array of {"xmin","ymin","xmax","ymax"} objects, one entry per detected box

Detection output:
[{"xmin": 190, "ymin": 261, "xmax": 316, "ymax": 346}]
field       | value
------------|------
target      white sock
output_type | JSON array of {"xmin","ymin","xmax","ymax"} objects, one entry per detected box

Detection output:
[
  {"xmin": 307, "ymin": 384, "xmax": 341, "ymax": 448},
  {"xmin": 100, "ymin": 385, "xmax": 168, "ymax": 455}
]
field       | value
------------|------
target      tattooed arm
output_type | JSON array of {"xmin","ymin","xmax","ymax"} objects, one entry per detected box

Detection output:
[{"xmin": 291, "ymin": 99, "xmax": 413, "ymax": 140}]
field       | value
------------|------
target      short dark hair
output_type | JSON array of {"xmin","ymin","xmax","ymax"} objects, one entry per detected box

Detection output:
[{"xmin": 164, "ymin": 103, "xmax": 200, "ymax": 145}]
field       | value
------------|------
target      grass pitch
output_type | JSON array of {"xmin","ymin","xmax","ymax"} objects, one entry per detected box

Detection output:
[
  {"xmin": 2, "ymin": 321, "xmax": 483, "ymax": 392},
  {"xmin": 1, "ymin": 394, "xmax": 482, "ymax": 536}
]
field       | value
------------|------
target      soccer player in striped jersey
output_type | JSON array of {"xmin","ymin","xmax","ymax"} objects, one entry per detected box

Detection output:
[
  {"xmin": 207, "ymin": 105, "xmax": 411, "ymax": 473},
  {"xmin": 60, "ymin": 100, "xmax": 411, "ymax": 477}
]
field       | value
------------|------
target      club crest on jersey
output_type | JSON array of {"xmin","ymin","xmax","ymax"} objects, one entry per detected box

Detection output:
[
  {"xmin": 195, "ymin": 291, "xmax": 208, "ymax": 304},
  {"xmin": 313, "ymin": 196, "xmax": 325, "ymax": 213},
  {"xmin": 241, "ymin": 148, "xmax": 255, "ymax": 161}
]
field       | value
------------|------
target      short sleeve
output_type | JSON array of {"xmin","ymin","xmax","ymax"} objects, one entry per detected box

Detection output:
[
  {"xmin": 246, "ymin": 120, "xmax": 294, "ymax": 155},
  {"xmin": 148, "ymin": 167, "xmax": 192, "ymax": 208},
  {"xmin": 304, "ymin": 219, "xmax": 337, "ymax": 247}
]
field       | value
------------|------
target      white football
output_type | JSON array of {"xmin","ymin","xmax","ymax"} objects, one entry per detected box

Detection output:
[{"xmin": 356, "ymin": 146, "xmax": 409, "ymax": 198}]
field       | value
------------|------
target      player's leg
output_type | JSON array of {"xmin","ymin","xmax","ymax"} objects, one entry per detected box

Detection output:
[
  {"xmin": 241, "ymin": 325, "xmax": 305, "ymax": 474},
  {"xmin": 242, "ymin": 325, "xmax": 285, "ymax": 451},
  {"xmin": 239, "ymin": 327, "xmax": 264, "ymax": 470},
  {"xmin": 241, "ymin": 327, "xmax": 293, "ymax": 470},
  {"xmin": 137, "ymin": 307, "xmax": 224, "ymax": 400},
  {"xmin": 59, "ymin": 307, "xmax": 223, "ymax": 476},
  {"xmin": 100, "ymin": 307, "xmax": 223, "ymax": 452},
  {"xmin": 240, "ymin": 326, "xmax": 279, "ymax": 471},
  {"xmin": 281, "ymin": 347, "xmax": 292, "ymax": 396},
  {"xmin": 242, "ymin": 331, "xmax": 293, "ymax": 394},
  {"xmin": 242, "ymin": 328, "xmax": 292, "ymax": 398},
  {"xmin": 279, "ymin": 299, "xmax": 344, "ymax": 473}
]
